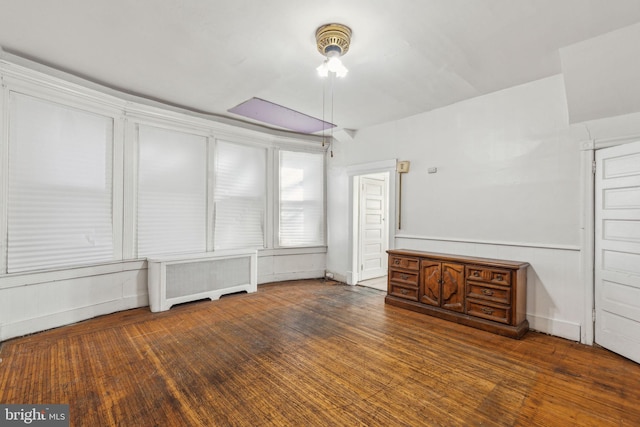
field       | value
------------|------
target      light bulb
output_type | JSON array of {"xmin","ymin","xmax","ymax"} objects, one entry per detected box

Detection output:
[
  {"xmin": 316, "ymin": 62, "xmax": 329, "ymax": 77},
  {"xmin": 327, "ymin": 56, "xmax": 342, "ymax": 72},
  {"xmin": 317, "ymin": 56, "xmax": 348, "ymax": 78},
  {"xmin": 335, "ymin": 62, "xmax": 348, "ymax": 78}
]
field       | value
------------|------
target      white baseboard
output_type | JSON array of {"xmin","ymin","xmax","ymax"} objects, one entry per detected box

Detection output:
[
  {"xmin": 331, "ymin": 272, "xmax": 350, "ymax": 284},
  {"xmin": 527, "ymin": 314, "xmax": 581, "ymax": 342},
  {"xmin": 257, "ymin": 270, "xmax": 325, "ymax": 285}
]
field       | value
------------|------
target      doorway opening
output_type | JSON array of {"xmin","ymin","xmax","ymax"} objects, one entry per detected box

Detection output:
[
  {"xmin": 347, "ymin": 159, "xmax": 397, "ymax": 288},
  {"xmin": 354, "ymin": 172, "xmax": 390, "ymax": 291}
]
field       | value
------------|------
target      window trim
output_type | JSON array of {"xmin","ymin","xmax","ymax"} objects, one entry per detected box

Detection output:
[
  {"xmin": 135, "ymin": 123, "xmax": 209, "ymax": 258},
  {"xmin": 4, "ymin": 89, "xmax": 124, "ymax": 273}
]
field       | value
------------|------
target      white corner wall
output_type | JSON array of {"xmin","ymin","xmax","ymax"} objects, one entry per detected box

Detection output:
[
  {"xmin": 561, "ymin": 22, "xmax": 640, "ymax": 124},
  {"xmin": 257, "ymin": 248, "xmax": 326, "ymax": 284},
  {"xmin": 327, "ymin": 75, "xmax": 585, "ymax": 341}
]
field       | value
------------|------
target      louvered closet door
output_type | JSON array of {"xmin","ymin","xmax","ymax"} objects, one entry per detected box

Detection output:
[{"xmin": 595, "ymin": 140, "xmax": 640, "ymax": 364}]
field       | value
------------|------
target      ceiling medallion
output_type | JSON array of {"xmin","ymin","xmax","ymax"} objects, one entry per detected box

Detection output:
[{"xmin": 315, "ymin": 23, "xmax": 352, "ymax": 56}]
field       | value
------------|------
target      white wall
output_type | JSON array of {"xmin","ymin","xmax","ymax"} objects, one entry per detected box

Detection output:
[
  {"xmin": 357, "ymin": 75, "xmax": 580, "ymax": 246},
  {"xmin": 327, "ymin": 75, "xmax": 586, "ymax": 341},
  {"xmin": 258, "ymin": 249, "xmax": 326, "ymax": 284}
]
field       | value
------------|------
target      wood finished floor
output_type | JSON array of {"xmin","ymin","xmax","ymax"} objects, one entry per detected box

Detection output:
[{"xmin": 1, "ymin": 279, "xmax": 639, "ymax": 426}]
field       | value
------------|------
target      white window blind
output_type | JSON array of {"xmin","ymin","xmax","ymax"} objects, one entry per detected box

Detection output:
[
  {"xmin": 7, "ymin": 93, "xmax": 114, "ymax": 273},
  {"xmin": 137, "ymin": 125, "xmax": 207, "ymax": 257},
  {"xmin": 279, "ymin": 150, "xmax": 325, "ymax": 247},
  {"xmin": 214, "ymin": 141, "xmax": 266, "ymax": 250}
]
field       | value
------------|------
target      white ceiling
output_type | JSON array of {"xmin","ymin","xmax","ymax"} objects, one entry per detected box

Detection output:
[{"xmin": 1, "ymin": 0, "xmax": 640, "ymax": 133}]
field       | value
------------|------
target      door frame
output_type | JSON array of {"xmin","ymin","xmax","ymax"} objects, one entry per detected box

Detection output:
[
  {"xmin": 580, "ymin": 134, "xmax": 640, "ymax": 345},
  {"xmin": 347, "ymin": 159, "xmax": 397, "ymax": 285}
]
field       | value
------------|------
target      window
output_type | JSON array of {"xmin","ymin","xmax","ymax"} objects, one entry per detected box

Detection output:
[
  {"xmin": 214, "ymin": 141, "xmax": 266, "ymax": 250},
  {"xmin": 7, "ymin": 93, "xmax": 114, "ymax": 272},
  {"xmin": 137, "ymin": 125, "xmax": 207, "ymax": 257},
  {"xmin": 279, "ymin": 150, "xmax": 325, "ymax": 247}
]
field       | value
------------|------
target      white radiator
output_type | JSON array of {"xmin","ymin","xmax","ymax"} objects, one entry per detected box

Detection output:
[{"xmin": 147, "ymin": 249, "xmax": 258, "ymax": 312}]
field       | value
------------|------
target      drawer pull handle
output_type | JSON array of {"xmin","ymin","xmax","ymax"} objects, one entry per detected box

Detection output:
[
  {"xmin": 394, "ymin": 259, "xmax": 400, "ymax": 265},
  {"xmin": 482, "ymin": 307, "xmax": 494, "ymax": 315},
  {"xmin": 473, "ymin": 271, "xmax": 480, "ymax": 277},
  {"xmin": 481, "ymin": 289, "xmax": 494, "ymax": 296},
  {"xmin": 495, "ymin": 275, "xmax": 503, "ymax": 281},
  {"xmin": 401, "ymin": 274, "xmax": 409, "ymax": 280},
  {"xmin": 401, "ymin": 289, "xmax": 408, "ymax": 295}
]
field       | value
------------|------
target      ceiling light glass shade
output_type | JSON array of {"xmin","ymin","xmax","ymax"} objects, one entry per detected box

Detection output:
[
  {"xmin": 316, "ymin": 62, "xmax": 329, "ymax": 78},
  {"xmin": 317, "ymin": 54, "xmax": 348, "ymax": 78},
  {"xmin": 328, "ymin": 56, "xmax": 348, "ymax": 77}
]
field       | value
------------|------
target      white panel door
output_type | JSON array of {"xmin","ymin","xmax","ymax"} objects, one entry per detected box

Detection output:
[
  {"xmin": 595, "ymin": 140, "xmax": 640, "ymax": 364},
  {"xmin": 359, "ymin": 174, "xmax": 388, "ymax": 281}
]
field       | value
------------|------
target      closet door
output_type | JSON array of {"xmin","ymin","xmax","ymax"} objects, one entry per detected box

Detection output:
[
  {"xmin": 358, "ymin": 174, "xmax": 388, "ymax": 281},
  {"xmin": 595, "ymin": 140, "xmax": 640, "ymax": 364}
]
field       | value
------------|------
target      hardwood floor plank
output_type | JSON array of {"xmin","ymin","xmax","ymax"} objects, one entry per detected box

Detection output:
[{"xmin": 1, "ymin": 280, "xmax": 639, "ymax": 426}]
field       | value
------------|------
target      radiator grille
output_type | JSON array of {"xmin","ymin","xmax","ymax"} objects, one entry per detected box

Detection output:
[
  {"xmin": 147, "ymin": 250, "xmax": 257, "ymax": 312},
  {"xmin": 165, "ymin": 256, "xmax": 251, "ymax": 299}
]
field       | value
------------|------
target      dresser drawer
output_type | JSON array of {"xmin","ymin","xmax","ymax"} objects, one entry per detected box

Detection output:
[
  {"xmin": 389, "ymin": 255, "xmax": 420, "ymax": 271},
  {"xmin": 466, "ymin": 266, "xmax": 511, "ymax": 286},
  {"xmin": 467, "ymin": 282, "xmax": 511, "ymax": 305},
  {"xmin": 389, "ymin": 269, "xmax": 419, "ymax": 286},
  {"xmin": 389, "ymin": 284, "xmax": 419, "ymax": 301},
  {"xmin": 466, "ymin": 300, "xmax": 511, "ymax": 324}
]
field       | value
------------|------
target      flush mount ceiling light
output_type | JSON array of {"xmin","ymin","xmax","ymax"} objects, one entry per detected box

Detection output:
[{"xmin": 316, "ymin": 23, "xmax": 351, "ymax": 78}]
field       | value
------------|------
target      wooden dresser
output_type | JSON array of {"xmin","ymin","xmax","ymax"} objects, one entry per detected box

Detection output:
[{"xmin": 386, "ymin": 249, "xmax": 529, "ymax": 339}]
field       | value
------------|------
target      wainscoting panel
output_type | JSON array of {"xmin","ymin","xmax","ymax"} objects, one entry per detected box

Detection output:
[{"xmin": 0, "ymin": 266, "xmax": 147, "ymax": 341}]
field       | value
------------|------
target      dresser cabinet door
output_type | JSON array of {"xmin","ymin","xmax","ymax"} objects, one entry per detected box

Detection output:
[
  {"xmin": 420, "ymin": 260, "xmax": 441, "ymax": 306},
  {"xmin": 420, "ymin": 260, "xmax": 465, "ymax": 312},
  {"xmin": 441, "ymin": 262, "xmax": 465, "ymax": 313}
]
